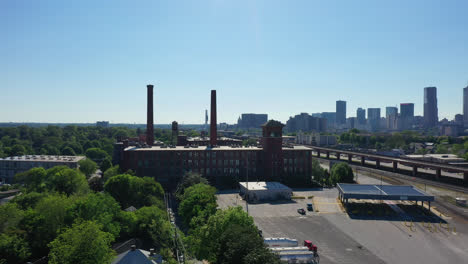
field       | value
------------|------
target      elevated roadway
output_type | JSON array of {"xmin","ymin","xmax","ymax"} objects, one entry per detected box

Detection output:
[{"xmin": 300, "ymin": 145, "xmax": 468, "ymax": 185}]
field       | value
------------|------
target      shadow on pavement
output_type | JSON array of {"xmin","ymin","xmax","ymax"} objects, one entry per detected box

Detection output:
[{"xmin": 345, "ymin": 202, "xmax": 447, "ymax": 223}]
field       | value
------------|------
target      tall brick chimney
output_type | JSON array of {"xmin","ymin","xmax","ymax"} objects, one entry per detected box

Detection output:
[
  {"xmin": 210, "ymin": 90, "xmax": 217, "ymax": 146},
  {"xmin": 146, "ymin": 84, "xmax": 154, "ymax": 146}
]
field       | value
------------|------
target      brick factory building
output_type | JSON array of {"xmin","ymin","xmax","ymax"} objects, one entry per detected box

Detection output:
[{"xmin": 115, "ymin": 85, "xmax": 313, "ymax": 189}]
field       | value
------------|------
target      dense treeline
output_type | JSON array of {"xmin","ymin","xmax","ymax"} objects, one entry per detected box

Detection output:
[
  {"xmin": 176, "ymin": 173, "xmax": 281, "ymax": 264},
  {"xmin": 0, "ymin": 125, "xmax": 202, "ymax": 159},
  {"xmin": 0, "ymin": 166, "xmax": 178, "ymax": 264}
]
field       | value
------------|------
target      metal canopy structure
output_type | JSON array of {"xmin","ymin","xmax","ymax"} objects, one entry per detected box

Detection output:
[{"xmin": 337, "ymin": 183, "xmax": 434, "ymax": 202}]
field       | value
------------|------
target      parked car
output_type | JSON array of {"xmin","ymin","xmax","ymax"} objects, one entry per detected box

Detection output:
[
  {"xmin": 297, "ymin": 208, "xmax": 306, "ymax": 215},
  {"xmin": 307, "ymin": 203, "xmax": 314, "ymax": 211}
]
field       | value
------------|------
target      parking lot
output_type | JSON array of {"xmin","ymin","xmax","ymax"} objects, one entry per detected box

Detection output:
[{"xmin": 217, "ymin": 186, "xmax": 468, "ymax": 264}]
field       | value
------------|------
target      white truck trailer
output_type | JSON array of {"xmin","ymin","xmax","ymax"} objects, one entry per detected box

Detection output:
[
  {"xmin": 270, "ymin": 247, "xmax": 309, "ymax": 253},
  {"xmin": 264, "ymin": 238, "xmax": 298, "ymax": 248},
  {"xmin": 278, "ymin": 251, "xmax": 316, "ymax": 264}
]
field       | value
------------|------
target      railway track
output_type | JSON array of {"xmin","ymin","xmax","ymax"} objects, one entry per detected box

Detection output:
[{"xmin": 316, "ymin": 156, "xmax": 467, "ymax": 194}]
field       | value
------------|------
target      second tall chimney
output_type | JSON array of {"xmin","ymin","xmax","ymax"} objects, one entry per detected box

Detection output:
[
  {"xmin": 210, "ymin": 90, "xmax": 217, "ymax": 146},
  {"xmin": 146, "ymin": 84, "xmax": 154, "ymax": 146}
]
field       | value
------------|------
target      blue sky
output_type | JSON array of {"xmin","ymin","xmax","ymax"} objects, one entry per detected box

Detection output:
[{"xmin": 1, "ymin": 0, "xmax": 467, "ymax": 124}]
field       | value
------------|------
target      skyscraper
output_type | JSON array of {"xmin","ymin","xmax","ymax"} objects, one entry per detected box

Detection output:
[
  {"xmin": 400, "ymin": 103, "xmax": 414, "ymax": 130},
  {"xmin": 367, "ymin": 108, "xmax": 381, "ymax": 131},
  {"xmin": 336, "ymin": 100, "xmax": 346, "ymax": 125},
  {"xmin": 463, "ymin": 86, "xmax": 468, "ymax": 127},
  {"xmin": 386, "ymin": 107, "xmax": 398, "ymax": 130},
  {"xmin": 423, "ymin": 87, "xmax": 438, "ymax": 128},
  {"xmin": 385, "ymin": 107, "xmax": 398, "ymax": 118},
  {"xmin": 356, "ymin": 108, "xmax": 366, "ymax": 125}
]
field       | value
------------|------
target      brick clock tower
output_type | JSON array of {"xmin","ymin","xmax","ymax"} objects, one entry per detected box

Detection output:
[{"xmin": 261, "ymin": 120, "xmax": 284, "ymax": 181}]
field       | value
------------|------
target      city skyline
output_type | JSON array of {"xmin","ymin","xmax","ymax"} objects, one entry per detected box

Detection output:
[{"xmin": 2, "ymin": 1, "xmax": 468, "ymax": 124}]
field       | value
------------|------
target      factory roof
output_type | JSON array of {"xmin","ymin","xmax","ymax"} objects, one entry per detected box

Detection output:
[
  {"xmin": 0, "ymin": 155, "xmax": 85, "ymax": 162},
  {"xmin": 125, "ymin": 145, "xmax": 310, "ymax": 152},
  {"xmin": 239, "ymin": 181, "xmax": 292, "ymax": 191}
]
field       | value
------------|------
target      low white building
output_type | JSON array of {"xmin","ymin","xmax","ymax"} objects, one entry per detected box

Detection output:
[{"xmin": 239, "ymin": 181, "xmax": 292, "ymax": 203}]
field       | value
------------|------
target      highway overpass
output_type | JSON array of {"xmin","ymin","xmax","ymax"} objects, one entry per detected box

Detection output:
[{"xmin": 301, "ymin": 145, "xmax": 468, "ymax": 184}]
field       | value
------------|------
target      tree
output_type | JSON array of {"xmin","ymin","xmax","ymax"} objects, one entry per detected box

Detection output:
[
  {"xmin": 179, "ymin": 183, "xmax": 217, "ymax": 227},
  {"xmin": 67, "ymin": 193, "xmax": 121, "ymax": 238},
  {"xmin": 48, "ymin": 221, "xmax": 115, "ymax": 264},
  {"xmin": 46, "ymin": 167, "xmax": 89, "ymax": 195},
  {"xmin": 11, "ymin": 144, "xmax": 26, "ymax": 156},
  {"xmin": 216, "ymin": 224, "xmax": 280, "ymax": 264},
  {"xmin": 134, "ymin": 206, "xmax": 173, "ymax": 248},
  {"xmin": 0, "ymin": 234, "xmax": 31, "ymax": 264},
  {"xmin": 0, "ymin": 203, "xmax": 24, "ymax": 233},
  {"xmin": 104, "ymin": 174, "xmax": 165, "ymax": 208},
  {"xmin": 85, "ymin": 147, "xmax": 109, "ymax": 163},
  {"xmin": 190, "ymin": 206, "xmax": 256, "ymax": 262},
  {"xmin": 311, "ymin": 159, "xmax": 326, "ymax": 185},
  {"xmin": 61, "ymin": 146, "xmax": 76, "ymax": 156},
  {"xmin": 175, "ymin": 172, "xmax": 209, "ymax": 199},
  {"xmin": 14, "ymin": 167, "xmax": 48, "ymax": 192},
  {"xmin": 11, "ymin": 191, "xmax": 47, "ymax": 210},
  {"xmin": 329, "ymin": 162, "xmax": 354, "ymax": 185},
  {"xmin": 103, "ymin": 165, "xmax": 120, "ymax": 183},
  {"xmin": 100, "ymin": 157, "xmax": 112, "ymax": 172},
  {"xmin": 78, "ymin": 158, "xmax": 98, "ymax": 178}
]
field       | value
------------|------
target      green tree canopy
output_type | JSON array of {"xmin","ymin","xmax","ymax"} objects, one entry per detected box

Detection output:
[
  {"xmin": 85, "ymin": 147, "xmax": 109, "ymax": 163},
  {"xmin": 190, "ymin": 206, "xmax": 256, "ymax": 262},
  {"xmin": 330, "ymin": 162, "xmax": 354, "ymax": 185},
  {"xmin": 179, "ymin": 183, "xmax": 217, "ymax": 228},
  {"xmin": 216, "ymin": 224, "xmax": 280, "ymax": 264},
  {"xmin": 61, "ymin": 146, "xmax": 76, "ymax": 156},
  {"xmin": 175, "ymin": 172, "xmax": 209, "ymax": 199},
  {"xmin": 78, "ymin": 158, "xmax": 98, "ymax": 178},
  {"xmin": 48, "ymin": 221, "xmax": 115, "ymax": 264},
  {"xmin": 66, "ymin": 193, "xmax": 121, "ymax": 238},
  {"xmin": 0, "ymin": 234, "xmax": 31, "ymax": 264},
  {"xmin": 104, "ymin": 174, "xmax": 164, "ymax": 209},
  {"xmin": 100, "ymin": 157, "xmax": 113, "ymax": 172},
  {"xmin": 102, "ymin": 165, "xmax": 120, "ymax": 183},
  {"xmin": 134, "ymin": 206, "xmax": 173, "ymax": 249}
]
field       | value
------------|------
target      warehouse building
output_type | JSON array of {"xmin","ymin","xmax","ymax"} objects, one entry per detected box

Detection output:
[
  {"xmin": 0, "ymin": 155, "xmax": 85, "ymax": 183},
  {"xmin": 239, "ymin": 181, "xmax": 293, "ymax": 203}
]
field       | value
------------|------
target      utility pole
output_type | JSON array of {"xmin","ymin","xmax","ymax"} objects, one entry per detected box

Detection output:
[{"xmin": 246, "ymin": 156, "xmax": 249, "ymax": 215}]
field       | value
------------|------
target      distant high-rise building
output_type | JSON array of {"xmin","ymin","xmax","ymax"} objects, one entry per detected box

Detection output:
[
  {"xmin": 285, "ymin": 113, "xmax": 327, "ymax": 133},
  {"xmin": 386, "ymin": 107, "xmax": 398, "ymax": 118},
  {"xmin": 336, "ymin": 100, "xmax": 346, "ymax": 125},
  {"xmin": 367, "ymin": 108, "xmax": 381, "ymax": 131},
  {"xmin": 321, "ymin": 112, "xmax": 336, "ymax": 128},
  {"xmin": 424, "ymin": 87, "xmax": 438, "ymax": 128},
  {"xmin": 400, "ymin": 103, "xmax": 414, "ymax": 130},
  {"xmin": 237, "ymin": 113, "xmax": 268, "ymax": 129},
  {"xmin": 455, "ymin": 114, "xmax": 463, "ymax": 124},
  {"xmin": 356, "ymin": 108, "xmax": 366, "ymax": 125},
  {"xmin": 386, "ymin": 107, "xmax": 398, "ymax": 130},
  {"xmin": 463, "ymin": 86, "xmax": 468, "ymax": 127}
]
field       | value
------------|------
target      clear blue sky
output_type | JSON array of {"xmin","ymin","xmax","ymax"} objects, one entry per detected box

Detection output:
[{"xmin": 1, "ymin": 0, "xmax": 468, "ymax": 124}]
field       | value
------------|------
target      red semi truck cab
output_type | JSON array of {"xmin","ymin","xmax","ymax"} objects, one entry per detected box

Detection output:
[{"xmin": 303, "ymin": 240, "xmax": 318, "ymax": 253}]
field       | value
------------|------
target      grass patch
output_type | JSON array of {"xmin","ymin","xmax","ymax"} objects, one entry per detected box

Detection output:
[
  {"xmin": 291, "ymin": 196, "xmax": 306, "ymax": 199},
  {"xmin": 307, "ymin": 196, "xmax": 314, "ymax": 199}
]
